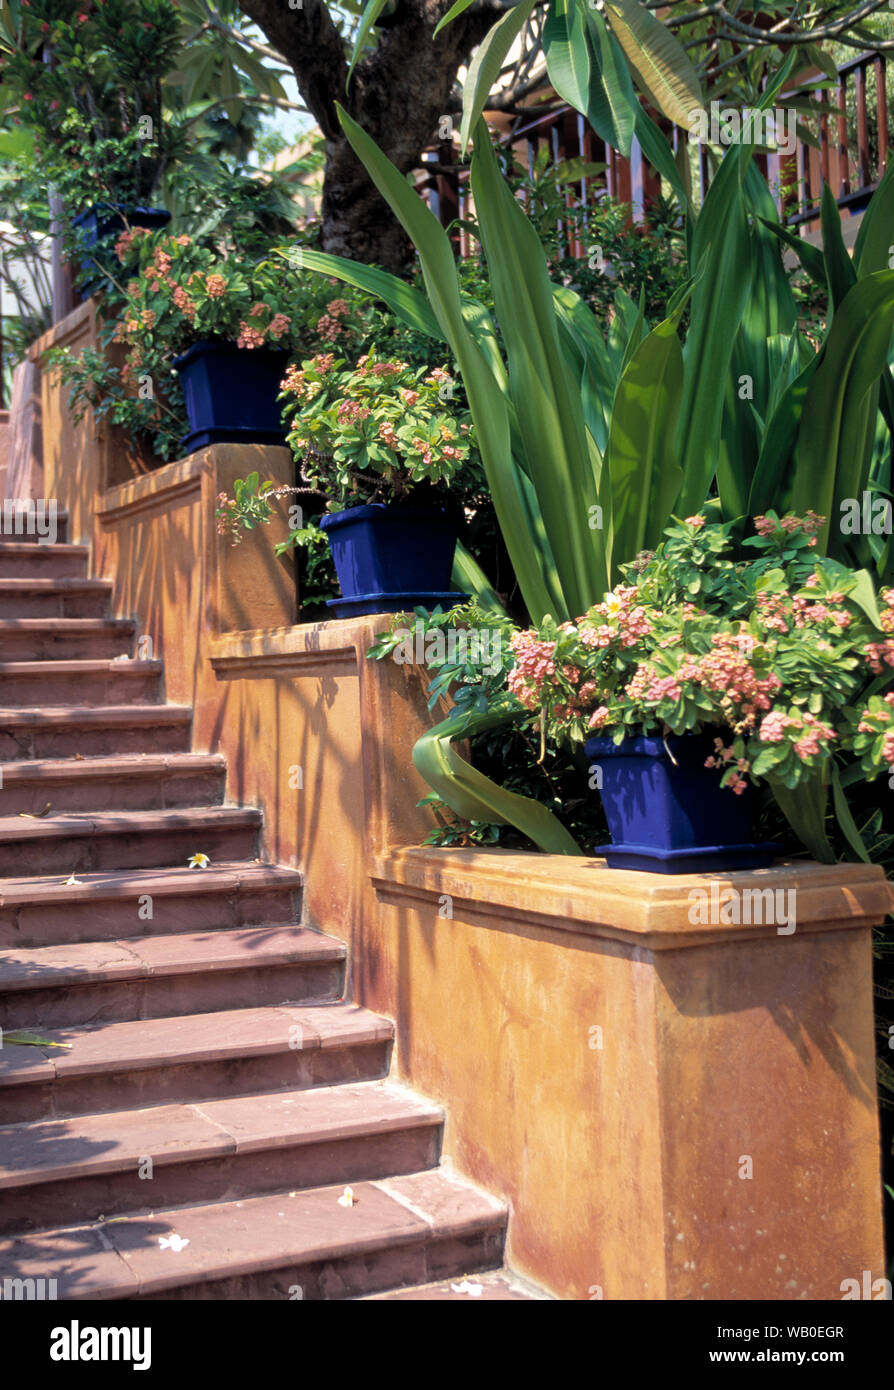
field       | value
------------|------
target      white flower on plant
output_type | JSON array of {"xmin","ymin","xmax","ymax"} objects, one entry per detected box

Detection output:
[{"xmin": 602, "ymin": 593, "xmax": 623, "ymax": 618}]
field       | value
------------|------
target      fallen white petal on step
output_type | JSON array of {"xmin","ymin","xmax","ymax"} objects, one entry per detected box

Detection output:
[
  {"xmin": 337, "ymin": 1187, "xmax": 356, "ymax": 1208},
  {"xmin": 450, "ymin": 1280, "xmax": 483, "ymax": 1297},
  {"xmin": 159, "ymin": 1233, "xmax": 190, "ymax": 1253}
]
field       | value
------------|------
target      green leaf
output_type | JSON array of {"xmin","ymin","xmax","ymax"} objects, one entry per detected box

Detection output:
[
  {"xmin": 543, "ymin": 0, "xmax": 592, "ymax": 119},
  {"xmin": 604, "ymin": 0, "xmax": 702, "ymax": 130},
  {"xmin": 433, "ymin": 0, "xmax": 477, "ymax": 38},
  {"xmin": 347, "ymin": 0, "xmax": 389, "ymax": 87},
  {"xmin": 460, "ymin": 0, "xmax": 538, "ymax": 156},
  {"xmin": 607, "ymin": 313, "xmax": 684, "ymax": 571},
  {"xmin": 854, "ymin": 159, "xmax": 894, "ymax": 277},
  {"xmin": 334, "ymin": 102, "xmax": 557, "ymax": 624},
  {"xmin": 451, "ymin": 542, "xmax": 507, "ymax": 615},
  {"xmin": 280, "ymin": 245, "xmax": 444, "ymax": 340},
  {"xmin": 2, "ymin": 1030, "xmax": 72, "ymax": 1049},
  {"xmin": 758, "ymin": 217, "xmax": 826, "ymax": 288},
  {"xmin": 766, "ymin": 771, "xmax": 834, "ymax": 863},
  {"xmin": 584, "ymin": 12, "xmax": 637, "ymax": 158},
  {"xmin": 831, "ymin": 764, "xmax": 871, "ymax": 863},
  {"xmin": 413, "ymin": 708, "xmax": 583, "ymax": 855}
]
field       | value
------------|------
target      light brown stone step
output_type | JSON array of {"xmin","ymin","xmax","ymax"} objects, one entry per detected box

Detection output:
[
  {"xmin": 0, "ymin": 1081, "xmax": 443, "ymax": 1234},
  {"xmin": 0, "ymin": 704, "xmax": 192, "ymax": 760},
  {"xmin": 0, "ymin": 658, "xmax": 162, "ymax": 706},
  {"xmin": 0, "ymin": 752, "xmax": 227, "ymax": 814},
  {"xmin": 0, "ymin": 862, "xmax": 303, "ymax": 947},
  {"xmin": 0, "ymin": 1001, "xmax": 392, "ymax": 1121},
  {"xmin": 0, "ymin": 618, "xmax": 136, "ymax": 662},
  {"xmin": 0, "ymin": 1168, "xmax": 507, "ymax": 1299},
  {"xmin": 0, "ymin": 578, "xmax": 111, "ymax": 618},
  {"xmin": 0, "ymin": 924, "xmax": 345, "ymax": 1026},
  {"xmin": 0, "ymin": 542, "xmax": 89, "ymax": 579},
  {"xmin": 0, "ymin": 805, "xmax": 261, "ymax": 875}
]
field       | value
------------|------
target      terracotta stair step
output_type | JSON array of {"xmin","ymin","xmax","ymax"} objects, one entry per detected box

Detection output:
[
  {"xmin": 0, "ymin": 1168, "xmax": 507, "ymax": 1299},
  {"xmin": 0, "ymin": 1001, "xmax": 392, "ymax": 1122},
  {"xmin": 0, "ymin": 1081, "xmax": 443, "ymax": 1234},
  {"xmin": 0, "ymin": 542, "xmax": 89, "ymax": 579},
  {"xmin": 0, "ymin": 924, "xmax": 345, "ymax": 1026},
  {"xmin": 0, "ymin": 510, "xmax": 69, "ymax": 544},
  {"xmin": 0, "ymin": 862, "xmax": 302, "ymax": 948},
  {"xmin": 0, "ymin": 618, "xmax": 136, "ymax": 662},
  {"xmin": 0, "ymin": 805, "xmax": 262, "ymax": 875},
  {"xmin": 0, "ymin": 752, "xmax": 227, "ymax": 814},
  {"xmin": 0, "ymin": 658, "xmax": 162, "ymax": 706},
  {"xmin": 0, "ymin": 704, "xmax": 191, "ymax": 760},
  {"xmin": 360, "ymin": 1270, "xmax": 550, "ymax": 1299},
  {"xmin": 0, "ymin": 578, "xmax": 111, "ymax": 618}
]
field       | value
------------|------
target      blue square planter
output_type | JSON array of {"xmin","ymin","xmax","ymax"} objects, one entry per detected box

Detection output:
[
  {"xmin": 172, "ymin": 339, "xmax": 289, "ymax": 453},
  {"xmin": 319, "ymin": 503, "xmax": 467, "ymax": 618},
  {"xmin": 583, "ymin": 730, "xmax": 776, "ymax": 873},
  {"xmin": 70, "ymin": 204, "xmax": 171, "ymax": 300}
]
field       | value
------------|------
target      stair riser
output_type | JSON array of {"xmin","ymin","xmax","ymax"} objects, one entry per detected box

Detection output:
[
  {"xmin": 0, "ymin": 721, "xmax": 192, "ymax": 761},
  {"xmin": 133, "ymin": 1230, "xmax": 505, "ymax": 1302},
  {"xmin": 0, "ymin": 1127, "xmax": 441, "ymax": 1236},
  {"xmin": 0, "ymin": 552, "xmax": 87, "ymax": 580},
  {"xmin": 0, "ymin": 823, "xmax": 259, "ymax": 877},
  {"xmin": 1, "ymin": 593, "xmax": 109, "ymax": 619},
  {"xmin": 0, "ymin": 770, "xmax": 226, "ymax": 815},
  {"xmin": 0, "ymin": 886, "xmax": 300, "ymax": 949},
  {"xmin": 0, "ymin": 670, "xmax": 161, "ymax": 707},
  {"xmin": 1, "ymin": 1042, "xmax": 391, "ymax": 1123},
  {"xmin": 0, "ymin": 632, "xmax": 135, "ymax": 662},
  {"xmin": 2, "ymin": 958, "xmax": 344, "ymax": 1028}
]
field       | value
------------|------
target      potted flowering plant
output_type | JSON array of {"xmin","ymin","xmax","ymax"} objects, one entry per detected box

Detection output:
[
  {"xmin": 505, "ymin": 511, "xmax": 893, "ymax": 871},
  {"xmin": 279, "ymin": 347, "xmax": 483, "ymax": 617},
  {"xmin": 0, "ymin": 0, "xmax": 180, "ymax": 288},
  {"xmin": 112, "ymin": 229, "xmax": 307, "ymax": 452}
]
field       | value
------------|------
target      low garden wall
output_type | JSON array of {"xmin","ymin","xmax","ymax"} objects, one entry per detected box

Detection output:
[{"xmin": 26, "ymin": 302, "xmax": 892, "ymax": 1300}]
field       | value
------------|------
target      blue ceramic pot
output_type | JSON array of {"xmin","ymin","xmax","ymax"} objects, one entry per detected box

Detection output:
[
  {"xmin": 70, "ymin": 204, "xmax": 171, "ymax": 299},
  {"xmin": 583, "ymin": 729, "xmax": 775, "ymax": 873},
  {"xmin": 319, "ymin": 502, "xmax": 466, "ymax": 618},
  {"xmin": 172, "ymin": 339, "xmax": 289, "ymax": 454}
]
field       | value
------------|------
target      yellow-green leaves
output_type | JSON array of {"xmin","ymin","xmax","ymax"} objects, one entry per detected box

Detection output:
[{"xmin": 604, "ymin": 0, "xmax": 703, "ymax": 131}]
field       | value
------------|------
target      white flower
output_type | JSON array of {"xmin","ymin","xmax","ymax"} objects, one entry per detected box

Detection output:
[
  {"xmin": 337, "ymin": 1187, "xmax": 356, "ymax": 1208},
  {"xmin": 450, "ymin": 1280, "xmax": 483, "ymax": 1297},
  {"xmin": 188, "ymin": 853, "xmax": 210, "ymax": 869}
]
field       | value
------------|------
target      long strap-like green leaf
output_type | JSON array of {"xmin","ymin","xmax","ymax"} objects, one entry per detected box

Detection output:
[{"xmin": 413, "ymin": 707, "xmax": 584, "ymax": 855}]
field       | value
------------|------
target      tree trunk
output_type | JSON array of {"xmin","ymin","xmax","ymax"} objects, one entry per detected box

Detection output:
[{"xmin": 238, "ymin": 0, "xmax": 502, "ymax": 273}]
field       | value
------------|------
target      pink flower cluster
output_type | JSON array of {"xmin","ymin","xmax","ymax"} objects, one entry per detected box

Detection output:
[
  {"xmin": 758, "ymin": 708, "xmax": 836, "ymax": 760},
  {"xmin": 507, "ymin": 633, "xmax": 557, "ymax": 711},
  {"xmin": 864, "ymin": 588, "xmax": 894, "ymax": 673},
  {"xmin": 857, "ymin": 691, "xmax": 894, "ymax": 764},
  {"xmin": 580, "ymin": 587, "xmax": 654, "ymax": 649},
  {"xmin": 753, "ymin": 510, "xmax": 824, "ymax": 538}
]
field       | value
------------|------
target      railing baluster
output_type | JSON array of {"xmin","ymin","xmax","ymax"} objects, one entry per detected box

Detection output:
[
  {"xmin": 855, "ymin": 61, "xmax": 870, "ymax": 188},
  {"xmin": 837, "ymin": 74, "xmax": 850, "ymax": 198},
  {"xmin": 876, "ymin": 56, "xmax": 888, "ymax": 174}
]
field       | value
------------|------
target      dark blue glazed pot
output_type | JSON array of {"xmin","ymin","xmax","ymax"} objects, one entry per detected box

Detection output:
[
  {"xmin": 319, "ymin": 502, "xmax": 466, "ymax": 618},
  {"xmin": 71, "ymin": 204, "xmax": 171, "ymax": 299},
  {"xmin": 172, "ymin": 339, "xmax": 289, "ymax": 454},
  {"xmin": 583, "ymin": 729, "xmax": 775, "ymax": 873}
]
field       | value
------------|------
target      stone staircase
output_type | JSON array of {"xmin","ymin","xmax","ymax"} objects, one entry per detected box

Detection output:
[{"xmin": 0, "ymin": 521, "xmax": 540, "ymax": 1301}]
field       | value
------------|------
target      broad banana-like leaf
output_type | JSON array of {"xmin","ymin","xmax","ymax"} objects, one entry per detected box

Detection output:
[
  {"xmin": 583, "ymin": 11, "xmax": 637, "ymax": 159},
  {"xmin": 634, "ymin": 105, "xmax": 691, "ymax": 211},
  {"xmin": 790, "ymin": 272, "xmax": 894, "ymax": 557},
  {"xmin": 471, "ymin": 117, "xmax": 610, "ymax": 616},
  {"xmin": 413, "ymin": 708, "xmax": 583, "ymax": 855},
  {"xmin": 606, "ymin": 313, "xmax": 684, "ymax": 573},
  {"xmin": 459, "ymin": 0, "xmax": 537, "ymax": 155},
  {"xmin": 335, "ymin": 102, "xmax": 559, "ymax": 624},
  {"xmin": 543, "ymin": 0, "xmax": 592, "ymax": 119},
  {"xmin": 604, "ymin": 0, "xmax": 702, "ymax": 130},
  {"xmin": 758, "ymin": 217, "xmax": 826, "ymax": 286}
]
